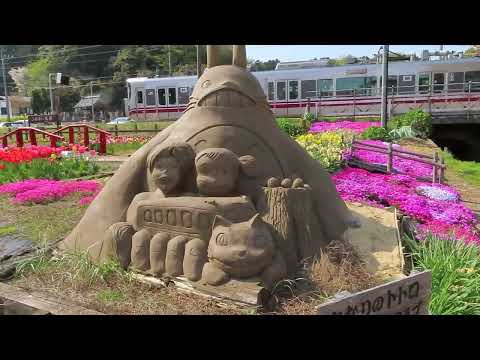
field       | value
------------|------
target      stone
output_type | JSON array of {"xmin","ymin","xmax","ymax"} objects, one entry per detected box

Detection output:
[{"xmin": 281, "ymin": 178, "xmax": 292, "ymax": 188}]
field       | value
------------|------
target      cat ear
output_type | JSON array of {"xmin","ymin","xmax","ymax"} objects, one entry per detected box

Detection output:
[
  {"xmin": 248, "ymin": 213, "xmax": 263, "ymax": 227},
  {"xmin": 238, "ymin": 155, "xmax": 258, "ymax": 178},
  {"xmin": 213, "ymin": 215, "xmax": 232, "ymax": 228}
]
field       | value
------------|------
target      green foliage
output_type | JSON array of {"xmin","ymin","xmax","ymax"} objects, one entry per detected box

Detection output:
[
  {"xmin": 360, "ymin": 126, "xmax": 390, "ymax": 141},
  {"xmin": 31, "ymin": 88, "xmax": 51, "ymax": 114},
  {"xmin": 388, "ymin": 125, "xmax": 416, "ymax": 140},
  {"xmin": 0, "ymin": 158, "xmax": 99, "ymax": 184},
  {"xmin": 276, "ymin": 118, "xmax": 308, "ymax": 137},
  {"xmin": 16, "ymin": 250, "xmax": 132, "ymax": 286},
  {"xmin": 248, "ymin": 59, "xmax": 280, "ymax": 71},
  {"xmin": 0, "ymin": 225, "xmax": 16, "ymax": 236},
  {"xmin": 404, "ymin": 234, "xmax": 480, "ymax": 315},
  {"xmin": 387, "ymin": 109, "xmax": 432, "ymax": 138}
]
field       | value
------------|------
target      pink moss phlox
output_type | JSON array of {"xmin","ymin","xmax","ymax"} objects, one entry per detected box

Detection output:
[
  {"xmin": 309, "ymin": 121, "xmax": 380, "ymax": 134},
  {"xmin": 332, "ymin": 167, "xmax": 479, "ymax": 244},
  {"xmin": 0, "ymin": 179, "xmax": 102, "ymax": 205}
]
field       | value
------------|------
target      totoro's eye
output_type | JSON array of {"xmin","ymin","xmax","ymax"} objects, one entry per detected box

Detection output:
[
  {"xmin": 216, "ymin": 233, "xmax": 228, "ymax": 246},
  {"xmin": 202, "ymin": 80, "xmax": 211, "ymax": 88}
]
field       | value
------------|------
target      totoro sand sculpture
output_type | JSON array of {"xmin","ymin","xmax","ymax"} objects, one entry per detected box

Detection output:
[{"xmin": 59, "ymin": 45, "xmax": 357, "ymax": 289}]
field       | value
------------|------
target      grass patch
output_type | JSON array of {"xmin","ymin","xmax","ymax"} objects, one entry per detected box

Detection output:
[
  {"xmin": 0, "ymin": 225, "xmax": 16, "ymax": 236},
  {"xmin": 442, "ymin": 150, "xmax": 480, "ymax": 187},
  {"xmin": 0, "ymin": 193, "xmax": 88, "ymax": 246},
  {"xmin": 107, "ymin": 142, "xmax": 144, "ymax": 156},
  {"xmin": 95, "ymin": 120, "xmax": 174, "ymax": 132},
  {"xmin": 404, "ymin": 234, "xmax": 480, "ymax": 315}
]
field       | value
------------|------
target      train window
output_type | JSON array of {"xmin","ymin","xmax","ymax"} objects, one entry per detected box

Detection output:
[
  {"xmin": 301, "ymin": 80, "xmax": 316, "ymax": 99},
  {"xmin": 169, "ymin": 88, "xmax": 177, "ymax": 105},
  {"xmin": 0, "ymin": 107, "xmax": 6, "ymax": 115},
  {"xmin": 447, "ymin": 72, "xmax": 465, "ymax": 93},
  {"xmin": 336, "ymin": 77, "xmax": 376, "ymax": 96},
  {"xmin": 317, "ymin": 79, "xmax": 333, "ymax": 97},
  {"xmin": 178, "ymin": 87, "xmax": 189, "ymax": 104},
  {"xmin": 127, "ymin": 83, "xmax": 131, "ymax": 99},
  {"xmin": 465, "ymin": 71, "xmax": 480, "ymax": 92},
  {"xmin": 268, "ymin": 82, "xmax": 275, "ymax": 101},
  {"xmin": 136, "ymin": 91, "xmax": 143, "ymax": 104},
  {"xmin": 398, "ymin": 74, "xmax": 416, "ymax": 94},
  {"xmin": 158, "ymin": 89, "xmax": 166, "ymax": 106},
  {"xmin": 418, "ymin": 73, "xmax": 430, "ymax": 94},
  {"xmin": 276, "ymin": 81, "xmax": 286, "ymax": 101},
  {"xmin": 288, "ymin": 80, "xmax": 299, "ymax": 100},
  {"xmin": 146, "ymin": 89, "xmax": 156, "ymax": 106}
]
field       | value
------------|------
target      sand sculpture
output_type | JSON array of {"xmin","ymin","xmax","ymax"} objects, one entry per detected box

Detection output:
[{"xmin": 59, "ymin": 45, "xmax": 357, "ymax": 289}]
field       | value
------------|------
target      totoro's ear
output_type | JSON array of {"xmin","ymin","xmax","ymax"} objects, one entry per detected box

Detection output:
[
  {"xmin": 207, "ymin": 45, "xmax": 221, "ymax": 68},
  {"xmin": 232, "ymin": 45, "xmax": 247, "ymax": 68},
  {"xmin": 248, "ymin": 213, "xmax": 263, "ymax": 227},
  {"xmin": 238, "ymin": 155, "xmax": 258, "ymax": 178},
  {"xmin": 213, "ymin": 215, "xmax": 232, "ymax": 228}
]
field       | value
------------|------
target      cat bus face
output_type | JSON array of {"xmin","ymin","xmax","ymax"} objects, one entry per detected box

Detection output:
[{"xmin": 208, "ymin": 213, "xmax": 275, "ymax": 277}]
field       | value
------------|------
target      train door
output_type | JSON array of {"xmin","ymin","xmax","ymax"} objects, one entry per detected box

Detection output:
[
  {"xmin": 275, "ymin": 80, "xmax": 287, "ymax": 116},
  {"xmin": 287, "ymin": 80, "xmax": 300, "ymax": 116},
  {"xmin": 145, "ymin": 88, "xmax": 156, "ymax": 120},
  {"xmin": 157, "ymin": 87, "xmax": 178, "ymax": 120},
  {"xmin": 433, "ymin": 73, "xmax": 446, "ymax": 93},
  {"xmin": 135, "ymin": 88, "xmax": 145, "ymax": 121}
]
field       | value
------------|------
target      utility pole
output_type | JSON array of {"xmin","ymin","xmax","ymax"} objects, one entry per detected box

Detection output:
[
  {"xmin": 168, "ymin": 45, "xmax": 172, "ymax": 76},
  {"xmin": 90, "ymin": 81, "xmax": 95, "ymax": 122},
  {"xmin": 48, "ymin": 73, "xmax": 54, "ymax": 115},
  {"xmin": 196, "ymin": 45, "xmax": 201, "ymax": 78},
  {"xmin": 1, "ymin": 48, "xmax": 11, "ymax": 121},
  {"xmin": 381, "ymin": 45, "xmax": 389, "ymax": 128}
]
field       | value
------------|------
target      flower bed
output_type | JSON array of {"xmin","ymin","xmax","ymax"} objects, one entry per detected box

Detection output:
[
  {"xmin": 309, "ymin": 121, "xmax": 380, "ymax": 134},
  {"xmin": 0, "ymin": 179, "xmax": 102, "ymax": 205},
  {"xmin": 332, "ymin": 167, "xmax": 479, "ymax": 244},
  {"xmin": 296, "ymin": 132, "xmax": 353, "ymax": 172}
]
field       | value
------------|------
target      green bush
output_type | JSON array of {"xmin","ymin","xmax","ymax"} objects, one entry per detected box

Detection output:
[
  {"xmin": 276, "ymin": 118, "xmax": 307, "ymax": 137},
  {"xmin": 360, "ymin": 126, "xmax": 390, "ymax": 141},
  {"xmin": 0, "ymin": 158, "xmax": 99, "ymax": 184},
  {"xmin": 387, "ymin": 109, "xmax": 432, "ymax": 138}
]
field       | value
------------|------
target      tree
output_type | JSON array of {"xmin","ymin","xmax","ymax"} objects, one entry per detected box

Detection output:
[
  {"xmin": 465, "ymin": 45, "xmax": 480, "ymax": 57},
  {"xmin": 31, "ymin": 88, "xmax": 51, "ymax": 114},
  {"xmin": 8, "ymin": 67, "xmax": 28, "ymax": 95},
  {"xmin": 248, "ymin": 59, "xmax": 280, "ymax": 71}
]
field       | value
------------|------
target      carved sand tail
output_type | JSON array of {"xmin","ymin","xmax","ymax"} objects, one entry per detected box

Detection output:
[{"xmin": 60, "ymin": 45, "xmax": 353, "ymax": 273}]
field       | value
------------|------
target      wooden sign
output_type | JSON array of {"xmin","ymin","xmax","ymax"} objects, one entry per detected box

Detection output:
[
  {"xmin": 316, "ymin": 271, "xmax": 432, "ymax": 315},
  {"xmin": 28, "ymin": 114, "xmax": 58, "ymax": 124}
]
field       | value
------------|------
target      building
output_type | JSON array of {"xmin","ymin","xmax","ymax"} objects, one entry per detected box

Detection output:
[{"xmin": 0, "ymin": 95, "xmax": 31, "ymax": 118}]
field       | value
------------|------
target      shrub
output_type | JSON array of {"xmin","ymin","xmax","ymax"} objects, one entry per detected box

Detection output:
[
  {"xmin": 277, "ymin": 118, "xmax": 307, "ymax": 137},
  {"xmin": 387, "ymin": 109, "xmax": 432, "ymax": 138},
  {"xmin": 360, "ymin": 126, "xmax": 390, "ymax": 141}
]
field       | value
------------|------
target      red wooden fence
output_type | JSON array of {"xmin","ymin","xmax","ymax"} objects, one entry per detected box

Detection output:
[
  {"xmin": 0, "ymin": 127, "xmax": 64, "ymax": 149},
  {"xmin": 53, "ymin": 124, "xmax": 111, "ymax": 155}
]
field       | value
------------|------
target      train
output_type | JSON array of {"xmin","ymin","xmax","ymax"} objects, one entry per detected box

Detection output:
[{"xmin": 125, "ymin": 50, "xmax": 480, "ymax": 121}]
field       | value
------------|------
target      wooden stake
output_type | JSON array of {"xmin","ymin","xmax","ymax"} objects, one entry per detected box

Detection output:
[
  {"xmin": 387, "ymin": 142, "xmax": 393, "ymax": 173},
  {"xmin": 433, "ymin": 152, "xmax": 439, "ymax": 183}
]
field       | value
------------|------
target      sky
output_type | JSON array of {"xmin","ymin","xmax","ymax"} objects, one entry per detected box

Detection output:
[{"xmin": 245, "ymin": 45, "xmax": 471, "ymax": 62}]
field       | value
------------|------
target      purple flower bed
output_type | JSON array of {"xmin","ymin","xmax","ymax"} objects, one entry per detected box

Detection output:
[
  {"xmin": 309, "ymin": 121, "xmax": 380, "ymax": 134},
  {"xmin": 343, "ymin": 140, "xmax": 433, "ymax": 178},
  {"xmin": 0, "ymin": 179, "xmax": 101, "ymax": 205},
  {"xmin": 332, "ymin": 167, "xmax": 479, "ymax": 244}
]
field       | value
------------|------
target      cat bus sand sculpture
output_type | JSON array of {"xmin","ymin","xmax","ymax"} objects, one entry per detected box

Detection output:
[{"xmin": 59, "ymin": 45, "xmax": 359, "ymax": 288}]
